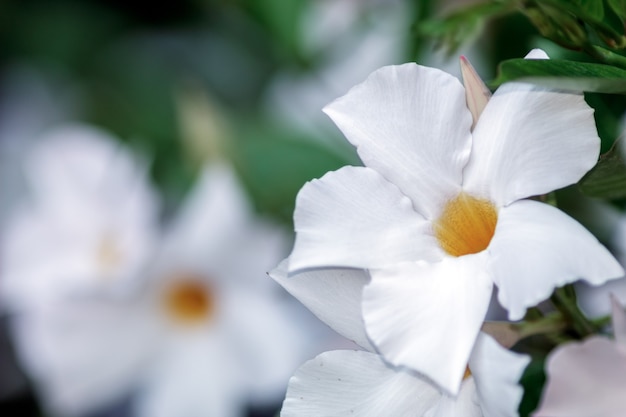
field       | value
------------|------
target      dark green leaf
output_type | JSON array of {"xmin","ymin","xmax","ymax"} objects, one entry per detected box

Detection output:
[
  {"xmin": 607, "ymin": 0, "xmax": 626, "ymax": 20},
  {"xmin": 579, "ymin": 139, "xmax": 626, "ymax": 199},
  {"xmin": 233, "ymin": 122, "xmax": 356, "ymax": 223},
  {"xmin": 576, "ymin": 0, "xmax": 604, "ymax": 21},
  {"xmin": 491, "ymin": 58, "xmax": 626, "ymax": 93},
  {"xmin": 417, "ymin": 0, "xmax": 516, "ymax": 54},
  {"xmin": 518, "ymin": 357, "xmax": 546, "ymax": 417}
]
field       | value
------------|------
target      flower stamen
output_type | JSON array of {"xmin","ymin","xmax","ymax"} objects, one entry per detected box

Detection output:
[{"xmin": 434, "ymin": 192, "xmax": 497, "ymax": 257}]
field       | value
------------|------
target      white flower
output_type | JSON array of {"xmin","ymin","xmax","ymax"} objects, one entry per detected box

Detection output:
[
  {"xmin": 534, "ymin": 296, "xmax": 626, "ymax": 417},
  {"xmin": 1, "ymin": 124, "xmax": 159, "ymax": 309},
  {"xmin": 286, "ymin": 49, "xmax": 623, "ymax": 394},
  {"xmin": 575, "ymin": 207, "xmax": 626, "ymax": 318},
  {"xmin": 271, "ymin": 261, "xmax": 530, "ymax": 417},
  {"xmin": 8, "ymin": 158, "xmax": 304, "ymax": 417}
]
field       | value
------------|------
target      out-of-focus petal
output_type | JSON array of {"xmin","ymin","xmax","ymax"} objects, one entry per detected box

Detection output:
[
  {"xmin": 133, "ymin": 332, "xmax": 245, "ymax": 417},
  {"xmin": 10, "ymin": 296, "xmax": 159, "ymax": 417},
  {"xmin": 534, "ymin": 337, "xmax": 626, "ymax": 417}
]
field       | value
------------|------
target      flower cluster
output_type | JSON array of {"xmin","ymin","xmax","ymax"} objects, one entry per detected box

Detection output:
[{"xmin": 270, "ymin": 49, "xmax": 626, "ymax": 416}]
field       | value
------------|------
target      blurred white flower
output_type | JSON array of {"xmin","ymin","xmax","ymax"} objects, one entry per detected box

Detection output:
[
  {"xmin": 1, "ymin": 124, "xmax": 159, "ymax": 308},
  {"xmin": 575, "ymin": 207, "xmax": 626, "ymax": 318},
  {"xmin": 287, "ymin": 50, "xmax": 623, "ymax": 395},
  {"xmin": 6, "ymin": 135, "xmax": 305, "ymax": 416},
  {"xmin": 265, "ymin": 0, "xmax": 410, "ymax": 139},
  {"xmin": 534, "ymin": 296, "xmax": 626, "ymax": 417},
  {"xmin": 271, "ymin": 262, "xmax": 529, "ymax": 417}
]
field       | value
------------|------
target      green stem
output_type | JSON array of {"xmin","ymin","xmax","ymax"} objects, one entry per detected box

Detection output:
[
  {"xmin": 550, "ymin": 285, "xmax": 597, "ymax": 338},
  {"xmin": 584, "ymin": 45, "xmax": 626, "ymax": 71},
  {"xmin": 515, "ymin": 311, "xmax": 567, "ymax": 339}
]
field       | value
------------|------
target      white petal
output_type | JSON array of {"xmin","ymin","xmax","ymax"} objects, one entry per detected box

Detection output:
[
  {"xmin": 463, "ymin": 79, "xmax": 600, "ymax": 206},
  {"xmin": 10, "ymin": 296, "xmax": 159, "ymax": 417},
  {"xmin": 323, "ymin": 63, "xmax": 472, "ymax": 219},
  {"xmin": 160, "ymin": 163, "xmax": 253, "ymax": 266},
  {"xmin": 534, "ymin": 337, "xmax": 626, "ymax": 417},
  {"xmin": 134, "ymin": 333, "xmax": 245, "ymax": 417},
  {"xmin": 491, "ymin": 200, "xmax": 623, "ymax": 320},
  {"xmin": 611, "ymin": 295, "xmax": 626, "ymax": 347},
  {"xmin": 281, "ymin": 350, "xmax": 440, "ymax": 417},
  {"xmin": 219, "ymin": 285, "xmax": 308, "ymax": 404},
  {"xmin": 424, "ymin": 379, "xmax": 482, "ymax": 417},
  {"xmin": 270, "ymin": 259, "xmax": 373, "ymax": 351},
  {"xmin": 364, "ymin": 254, "xmax": 493, "ymax": 395},
  {"xmin": 469, "ymin": 333, "xmax": 530, "ymax": 417},
  {"xmin": 0, "ymin": 201, "xmax": 157, "ymax": 309},
  {"xmin": 26, "ymin": 124, "xmax": 156, "ymax": 215},
  {"xmin": 290, "ymin": 166, "xmax": 442, "ymax": 272}
]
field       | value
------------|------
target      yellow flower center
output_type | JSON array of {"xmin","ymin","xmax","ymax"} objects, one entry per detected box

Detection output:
[
  {"xmin": 463, "ymin": 365, "xmax": 472, "ymax": 380},
  {"xmin": 163, "ymin": 275, "xmax": 215, "ymax": 325},
  {"xmin": 433, "ymin": 192, "xmax": 497, "ymax": 257}
]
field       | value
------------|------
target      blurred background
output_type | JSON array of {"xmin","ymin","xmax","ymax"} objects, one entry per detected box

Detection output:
[{"xmin": 0, "ymin": 1, "xmax": 625, "ymax": 416}]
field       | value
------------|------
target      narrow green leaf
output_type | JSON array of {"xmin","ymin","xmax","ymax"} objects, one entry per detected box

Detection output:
[
  {"xmin": 491, "ymin": 58, "xmax": 626, "ymax": 93},
  {"xmin": 607, "ymin": 0, "xmax": 626, "ymax": 20},
  {"xmin": 417, "ymin": 0, "xmax": 516, "ymax": 53},
  {"xmin": 576, "ymin": 0, "xmax": 604, "ymax": 21},
  {"xmin": 579, "ymin": 139, "xmax": 626, "ymax": 199},
  {"xmin": 518, "ymin": 358, "xmax": 546, "ymax": 417}
]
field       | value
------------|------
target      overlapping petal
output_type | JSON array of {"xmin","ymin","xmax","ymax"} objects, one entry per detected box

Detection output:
[
  {"xmin": 469, "ymin": 333, "xmax": 530, "ymax": 417},
  {"xmin": 490, "ymin": 200, "xmax": 624, "ymax": 320},
  {"xmin": 281, "ymin": 350, "xmax": 440, "ymax": 417},
  {"xmin": 290, "ymin": 166, "xmax": 441, "ymax": 272},
  {"xmin": 270, "ymin": 259, "xmax": 373, "ymax": 350},
  {"xmin": 463, "ymin": 78, "xmax": 600, "ymax": 206},
  {"xmin": 323, "ymin": 63, "xmax": 472, "ymax": 219},
  {"xmin": 364, "ymin": 254, "xmax": 493, "ymax": 395}
]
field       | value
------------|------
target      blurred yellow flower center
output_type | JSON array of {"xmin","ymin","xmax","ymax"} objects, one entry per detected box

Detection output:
[
  {"xmin": 96, "ymin": 234, "xmax": 123, "ymax": 275},
  {"xmin": 163, "ymin": 276, "xmax": 215, "ymax": 325},
  {"xmin": 433, "ymin": 192, "xmax": 497, "ymax": 257}
]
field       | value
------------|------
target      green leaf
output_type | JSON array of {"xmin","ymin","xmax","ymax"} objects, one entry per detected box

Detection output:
[
  {"xmin": 491, "ymin": 58, "xmax": 626, "ymax": 93},
  {"xmin": 575, "ymin": 0, "xmax": 604, "ymax": 22},
  {"xmin": 417, "ymin": 0, "xmax": 516, "ymax": 54},
  {"xmin": 233, "ymin": 122, "xmax": 356, "ymax": 223},
  {"xmin": 579, "ymin": 139, "xmax": 626, "ymax": 199},
  {"xmin": 518, "ymin": 357, "xmax": 546, "ymax": 417},
  {"xmin": 607, "ymin": 0, "xmax": 626, "ymax": 19}
]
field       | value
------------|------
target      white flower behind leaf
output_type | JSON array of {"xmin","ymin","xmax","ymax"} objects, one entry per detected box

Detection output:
[
  {"xmin": 8, "ymin": 153, "xmax": 304, "ymax": 417},
  {"xmin": 1, "ymin": 124, "xmax": 159, "ymax": 309},
  {"xmin": 287, "ymin": 50, "xmax": 623, "ymax": 394},
  {"xmin": 534, "ymin": 296, "xmax": 626, "ymax": 417},
  {"xmin": 271, "ymin": 262, "xmax": 529, "ymax": 417}
]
